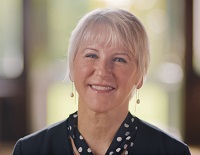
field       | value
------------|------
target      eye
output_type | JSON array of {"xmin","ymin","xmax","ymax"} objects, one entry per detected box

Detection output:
[
  {"xmin": 113, "ymin": 57, "xmax": 127, "ymax": 63},
  {"xmin": 85, "ymin": 53, "xmax": 99, "ymax": 59}
]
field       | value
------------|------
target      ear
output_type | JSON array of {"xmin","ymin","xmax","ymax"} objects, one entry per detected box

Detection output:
[
  {"xmin": 136, "ymin": 77, "xmax": 143, "ymax": 89},
  {"xmin": 69, "ymin": 69, "xmax": 74, "ymax": 82}
]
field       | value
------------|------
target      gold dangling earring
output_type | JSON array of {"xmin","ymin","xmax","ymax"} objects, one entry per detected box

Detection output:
[
  {"xmin": 136, "ymin": 89, "xmax": 140, "ymax": 104},
  {"xmin": 135, "ymin": 89, "xmax": 140, "ymax": 112},
  {"xmin": 70, "ymin": 82, "xmax": 74, "ymax": 97}
]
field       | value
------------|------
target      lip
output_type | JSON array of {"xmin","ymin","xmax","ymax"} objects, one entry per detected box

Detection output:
[{"xmin": 88, "ymin": 84, "xmax": 115, "ymax": 93}]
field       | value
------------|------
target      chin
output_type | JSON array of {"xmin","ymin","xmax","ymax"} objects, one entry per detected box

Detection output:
[{"xmin": 87, "ymin": 104, "xmax": 111, "ymax": 114}]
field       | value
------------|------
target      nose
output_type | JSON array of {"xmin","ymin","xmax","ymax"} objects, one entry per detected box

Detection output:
[{"xmin": 94, "ymin": 59, "xmax": 112, "ymax": 78}]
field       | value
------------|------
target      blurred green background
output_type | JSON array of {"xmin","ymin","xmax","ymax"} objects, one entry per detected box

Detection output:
[{"xmin": 0, "ymin": 0, "xmax": 189, "ymax": 141}]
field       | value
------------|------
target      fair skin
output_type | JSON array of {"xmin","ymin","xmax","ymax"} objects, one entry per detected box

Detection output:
[{"xmin": 70, "ymin": 30, "xmax": 143, "ymax": 155}]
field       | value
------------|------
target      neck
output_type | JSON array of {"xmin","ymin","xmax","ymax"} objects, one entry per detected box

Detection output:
[{"xmin": 77, "ymin": 106, "xmax": 128, "ymax": 154}]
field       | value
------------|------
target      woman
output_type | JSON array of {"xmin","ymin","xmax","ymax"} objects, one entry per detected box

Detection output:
[{"xmin": 13, "ymin": 8, "xmax": 191, "ymax": 155}]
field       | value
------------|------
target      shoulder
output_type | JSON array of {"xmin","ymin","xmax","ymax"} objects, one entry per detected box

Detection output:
[
  {"xmin": 13, "ymin": 119, "xmax": 72, "ymax": 155},
  {"xmin": 133, "ymin": 118, "xmax": 191, "ymax": 154},
  {"xmin": 23, "ymin": 119, "xmax": 68, "ymax": 140}
]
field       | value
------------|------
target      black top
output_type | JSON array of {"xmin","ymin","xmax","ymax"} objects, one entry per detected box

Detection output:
[
  {"xmin": 12, "ymin": 112, "xmax": 191, "ymax": 155},
  {"xmin": 67, "ymin": 112, "xmax": 139, "ymax": 154}
]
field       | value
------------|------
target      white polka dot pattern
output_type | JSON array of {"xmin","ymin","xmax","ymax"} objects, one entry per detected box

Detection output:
[
  {"xmin": 117, "ymin": 137, "xmax": 122, "ymax": 142},
  {"xmin": 124, "ymin": 144, "xmax": 128, "ymax": 149},
  {"xmin": 125, "ymin": 132, "xmax": 130, "ymax": 136},
  {"xmin": 67, "ymin": 112, "xmax": 139, "ymax": 155},
  {"xmin": 126, "ymin": 136, "xmax": 131, "ymax": 140},
  {"xmin": 116, "ymin": 148, "xmax": 121, "ymax": 152},
  {"xmin": 130, "ymin": 142, "xmax": 134, "ymax": 147},
  {"xmin": 87, "ymin": 148, "xmax": 92, "ymax": 153},
  {"xmin": 78, "ymin": 147, "xmax": 82, "ymax": 152},
  {"xmin": 79, "ymin": 135, "xmax": 83, "ymax": 140},
  {"xmin": 124, "ymin": 123, "xmax": 129, "ymax": 128},
  {"xmin": 109, "ymin": 152, "xmax": 114, "ymax": 155}
]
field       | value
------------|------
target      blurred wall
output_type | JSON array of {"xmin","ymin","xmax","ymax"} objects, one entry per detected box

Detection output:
[{"xmin": 0, "ymin": 0, "xmax": 199, "ymax": 146}]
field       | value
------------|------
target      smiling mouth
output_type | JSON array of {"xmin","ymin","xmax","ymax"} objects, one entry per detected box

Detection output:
[{"xmin": 89, "ymin": 85, "xmax": 114, "ymax": 91}]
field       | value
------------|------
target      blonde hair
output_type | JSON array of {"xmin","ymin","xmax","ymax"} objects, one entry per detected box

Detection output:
[{"xmin": 68, "ymin": 8, "xmax": 150, "ymax": 78}]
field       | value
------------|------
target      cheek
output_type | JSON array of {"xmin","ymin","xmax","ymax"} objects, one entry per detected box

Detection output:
[
  {"xmin": 73, "ymin": 61, "xmax": 92, "ymax": 81},
  {"xmin": 118, "ymin": 68, "xmax": 138, "ymax": 87}
]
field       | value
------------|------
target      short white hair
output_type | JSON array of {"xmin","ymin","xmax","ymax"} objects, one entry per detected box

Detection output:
[{"xmin": 68, "ymin": 8, "xmax": 150, "ymax": 79}]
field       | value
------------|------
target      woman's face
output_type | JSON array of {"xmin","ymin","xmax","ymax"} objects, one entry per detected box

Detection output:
[{"xmin": 72, "ymin": 31, "xmax": 143, "ymax": 114}]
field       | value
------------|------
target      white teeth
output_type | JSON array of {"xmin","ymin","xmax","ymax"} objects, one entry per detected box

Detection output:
[{"xmin": 91, "ymin": 85, "xmax": 113, "ymax": 90}]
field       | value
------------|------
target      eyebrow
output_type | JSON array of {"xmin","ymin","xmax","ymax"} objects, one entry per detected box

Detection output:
[{"xmin": 82, "ymin": 47, "xmax": 99, "ymax": 53}]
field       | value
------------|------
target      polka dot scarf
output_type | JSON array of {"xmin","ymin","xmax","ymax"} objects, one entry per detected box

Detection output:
[{"xmin": 67, "ymin": 111, "xmax": 139, "ymax": 155}]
